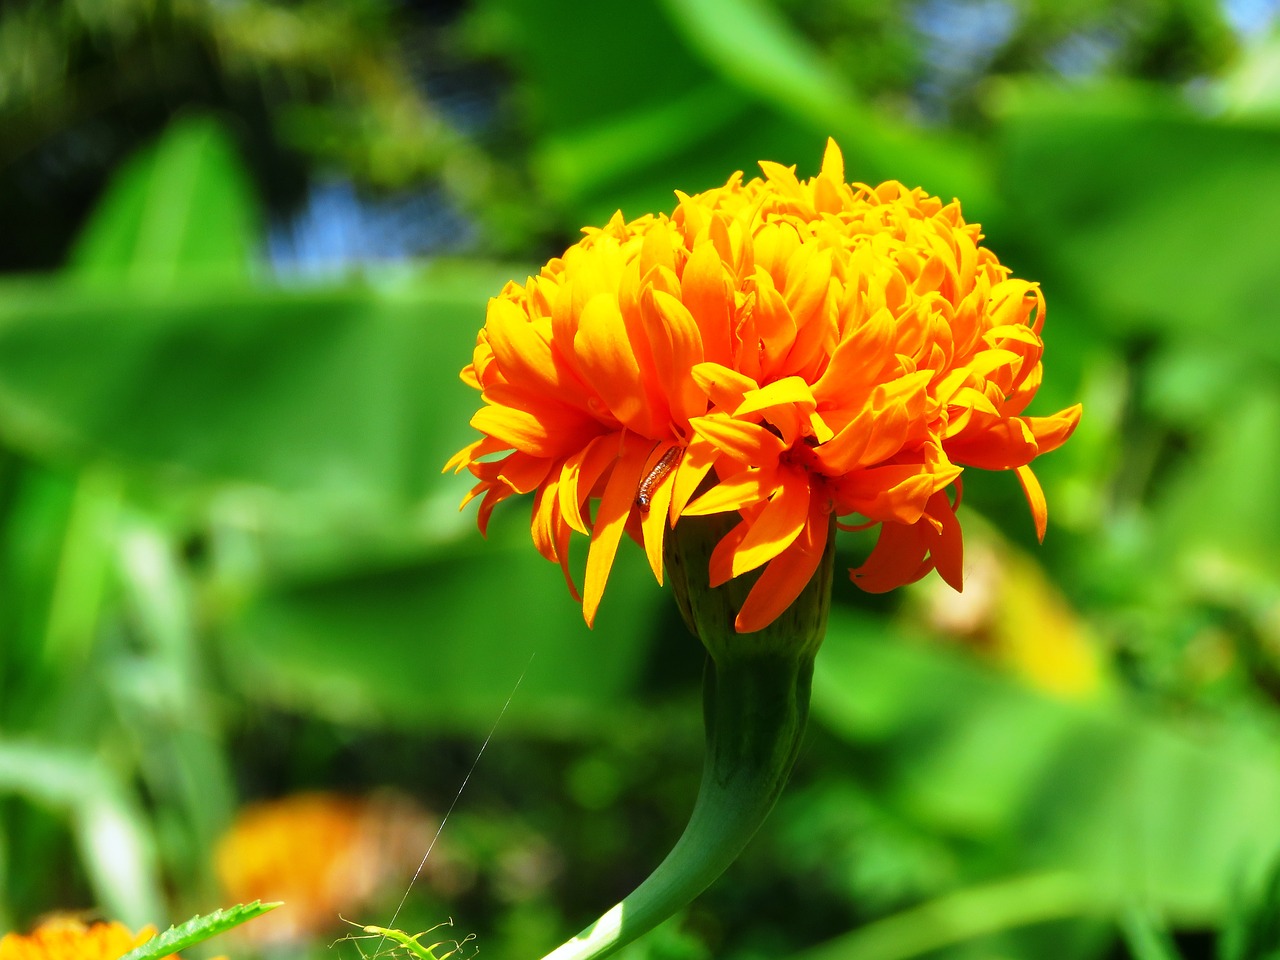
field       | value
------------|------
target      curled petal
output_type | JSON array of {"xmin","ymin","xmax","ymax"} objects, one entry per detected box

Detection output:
[
  {"xmin": 682, "ymin": 240, "xmax": 736, "ymax": 367},
  {"xmin": 1026, "ymin": 404, "xmax": 1083, "ymax": 456},
  {"xmin": 559, "ymin": 433, "xmax": 624, "ymax": 534},
  {"xmin": 470, "ymin": 396, "xmax": 598, "ymax": 461},
  {"xmin": 670, "ymin": 440, "xmax": 719, "ymax": 524}
]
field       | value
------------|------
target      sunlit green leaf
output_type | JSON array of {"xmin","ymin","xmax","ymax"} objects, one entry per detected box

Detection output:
[
  {"xmin": 70, "ymin": 115, "xmax": 260, "ymax": 285},
  {"xmin": 117, "ymin": 901, "xmax": 281, "ymax": 960}
]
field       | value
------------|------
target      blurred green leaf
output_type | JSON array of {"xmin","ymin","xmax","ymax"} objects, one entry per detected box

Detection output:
[
  {"xmin": 656, "ymin": 0, "xmax": 989, "ymax": 207},
  {"xmin": 0, "ymin": 263, "xmax": 513, "ymax": 502},
  {"xmin": 813, "ymin": 610, "xmax": 1280, "ymax": 920},
  {"xmin": 793, "ymin": 870, "xmax": 1098, "ymax": 960},
  {"xmin": 1157, "ymin": 385, "xmax": 1280, "ymax": 584},
  {"xmin": 1219, "ymin": 856, "xmax": 1280, "ymax": 960},
  {"xmin": 995, "ymin": 82, "xmax": 1280, "ymax": 346},
  {"xmin": 70, "ymin": 114, "xmax": 260, "ymax": 285},
  {"xmin": 0, "ymin": 740, "xmax": 163, "ymax": 926},
  {"xmin": 535, "ymin": 80, "xmax": 752, "ymax": 211},
  {"xmin": 477, "ymin": 0, "xmax": 988, "ymax": 234},
  {"xmin": 218, "ymin": 515, "xmax": 662, "ymax": 731},
  {"xmin": 1122, "ymin": 908, "xmax": 1184, "ymax": 960},
  {"xmin": 476, "ymin": 0, "xmax": 772, "ymax": 222},
  {"xmin": 657, "ymin": 0, "xmax": 859, "ymax": 129}
]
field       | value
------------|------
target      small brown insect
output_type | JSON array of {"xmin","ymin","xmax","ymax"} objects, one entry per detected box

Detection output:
[{"xmin": 636, "ymin": 446, "xmax": 681, "ymax": 512}]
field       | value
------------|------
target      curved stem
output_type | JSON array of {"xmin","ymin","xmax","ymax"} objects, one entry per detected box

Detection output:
[
  {"xmin": 537, "ymin": 511, "xmax": 836, "ymax": 960},
  {"xmin": 538, "ymin": 650, "xmax": 814, "ymax": 960}
]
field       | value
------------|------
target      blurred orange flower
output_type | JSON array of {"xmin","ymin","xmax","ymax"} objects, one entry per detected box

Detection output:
[
  {"xmin": 0, "ymin": 917, "xmax": 177, "ymax": 960},
  {"xmin": 448, "ymin": 139, "xmax": 1080, "ymax": 633},
  {"xmin": 214, "ymin": 792, "xmax": 434, "ymax": 946}
]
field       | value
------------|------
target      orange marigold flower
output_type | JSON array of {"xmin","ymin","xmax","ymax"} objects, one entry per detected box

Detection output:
[
  {"xmin": 0, "ymin": 917, "xmax": 178, "ymax": 960},
  {"xmin": 447, "ymin": 139, "xmax": 1081, "ymax": 633}
]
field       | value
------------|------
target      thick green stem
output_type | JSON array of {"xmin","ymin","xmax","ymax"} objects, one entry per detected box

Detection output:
[
  {"xmin": 537, "ymin": 513, "xmax": 835, "ymax": 960},
  {"xmin": 539, "ymin": 651, "xmax": 814, "ymax": 960}
]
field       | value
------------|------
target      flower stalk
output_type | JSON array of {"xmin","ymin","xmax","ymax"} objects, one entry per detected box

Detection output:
[{"xmin": 539, "ymin": 513, "xmax": 835, "ymax": 960}]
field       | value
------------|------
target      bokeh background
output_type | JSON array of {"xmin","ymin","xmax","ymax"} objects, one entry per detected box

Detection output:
[{"xmin": 2, "ymin": 1, "xmax": 1280, "ymax": 958}]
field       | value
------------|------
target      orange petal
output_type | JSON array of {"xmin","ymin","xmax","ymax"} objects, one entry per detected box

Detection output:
[
  {"xmin": 684, "ymin": 467, "xmax": 776, "ymax": 517},
  {"xmin": 574, "ymin": 295, "xmax": 664, "ymax": 436},
  {"xmin": 681, "ymin": 239, "xmax": 736, "ymax": 367},
  {"xmin": 734, "ymin": 375, "xmax": 817, "ymax": 420},
  {"xmin": 639, "ymin": 443, "xmax": 680, "ymax": 583},
  {"xmin": 820, "ymin": 138, "xmax": 845, "ymax": 183},
  {"xmin": 751, "ymin": 268, "xmax": 798, "ymax": 378},
  {"xmin": 1026, "ymin": 404, "xmax": 1083, "ymax": 457},
  {"xmin": 444, "ymin": 435, "xmax": 505, "ymax": 474},
  {"xmin": 944, "ymin": 415, "xmax": 1038, "ymax": 470},
  {"xmin": 485, "ymin": 297, "xmax": 585, "ymax": 408},
  {"xmin": 692, "ymin": 362, "xmax": 758, "ymax": 413},
  {"xmin": 645, "ymin": 289, "xmax": 706, "ymax": 427},
  {"xmin": 532, "ymin": 482, "xmax": 580, "ymax": 601},
  {"xmin": 834, "ymin": 460, "xmax": 961, "ymax": 525},
  {"xmin": 670, "ymin": 440, "xmax": 719, "ymax": 525},
  {"xmin": 710, "ymin": 468, "xmax": 811, "ymax": 585},
  {"xmin": 583, "ymin": 439, "xmax": 650, "ymax": 627},
  {"xmin": 558, "ymin": 434, "xmax": 620, "ymax": 534},
  {"xmin": 924, "ymin": 490, "xmax": 964, "ymax": 590},
  {"xmin": 1016, "ymin": 463, "xmax": 1048, "ymax": 542},
  {"xmin": 735, "ymin": 497, "xmax": 831, "ymax": 633},
  {"xmin": 758, "ymin": 160, "xmax": 804, "ymax": 197},
  {"xmin": 689, "ymin": 414, "xmax": 787, "ymax": 466},
  {"xmin": 849, "ymin": 521, "xmax": 931, "ymax": 594},
  {"xmin": 470, "ymin": 397, "xmax": 597, "ymax": 460},
  {"xmin": 472, "ymin": 450, "xmax": 551, "ymax": 494}
]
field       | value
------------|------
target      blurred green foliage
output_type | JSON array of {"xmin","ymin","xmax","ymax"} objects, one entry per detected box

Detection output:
[{"xmin": 1, "ymin": 0, "xmax": 1279, "ymax": 959}]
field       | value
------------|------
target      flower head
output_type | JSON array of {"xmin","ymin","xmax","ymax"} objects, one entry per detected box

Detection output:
[
  {"xmin": 0, "ymin": 918, "xmax": 178, "ymax": 960},
  {"xmin": 448, "ymin": 139, "xmax": 1080, "ymax": 633}
]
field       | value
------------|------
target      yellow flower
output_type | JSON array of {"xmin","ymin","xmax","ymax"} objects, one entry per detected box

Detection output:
[
  {"xmin": 214, "ymin": 792, "xmax": 433, "ymax": 946},
  {"xmin": 448, "ymin": 139, "xmax": 1080, "ymax": 633},
  {"xmin": 0, "ymin": 917, "xmax": 177, "ymax": 960}
]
